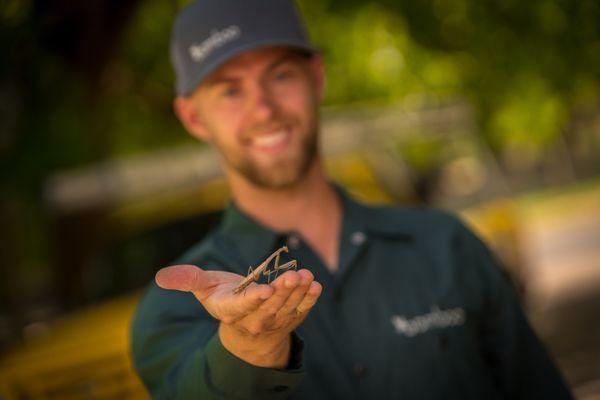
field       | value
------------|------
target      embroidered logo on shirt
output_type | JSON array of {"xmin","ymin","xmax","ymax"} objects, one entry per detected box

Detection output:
[
  {"xmin": 189, "ymin": 25, "xmax": 241, "ymax": 62},
  {"xmin": 390, "ymin": 307, "xmax": 465, "ymax": 337}
]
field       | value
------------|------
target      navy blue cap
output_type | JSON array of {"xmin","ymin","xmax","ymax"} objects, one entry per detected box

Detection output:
[{"xmin": 170, "ymin": 0, "xmax": 315, "ymax": 96}]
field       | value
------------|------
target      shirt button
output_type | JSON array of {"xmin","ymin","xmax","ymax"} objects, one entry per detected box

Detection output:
[
  {"xmin": 439, "ymin": 334, "xmax": 449, "ymax": 350},
  {"xmin": 350, "ymin": 231, "xmax": 366, "ymax": 246},
  {"xmin": 287, "ymin": 234, "xmax": 300, "ymax": 250},
  {"xmin": 353, "ymin": 363, "xmax": 368, "ymax": 378}
]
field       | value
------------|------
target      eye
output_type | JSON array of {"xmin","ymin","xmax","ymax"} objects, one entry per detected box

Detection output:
[
  {"xmin": 274, "ymin": 70, "xmax": 291, "ymax": 80},
  {"xmin": 221, "ymin": 86, "xmax": 240, "ymax": 98},
  {"xmin": 272, "ymin": 66, "xmax": 296, "ymax": 82}
]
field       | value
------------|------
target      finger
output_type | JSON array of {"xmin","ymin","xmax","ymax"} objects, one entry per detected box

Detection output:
[
  {"xmin": 156, "ymin": 265, "xmax": 218, "ymax": 292},
  {"xmin": 295, "ymin": 281, "xmax": 323, "ymax": 316},
  {"xmin": 239, "ymin": 283, "xmax": 275, "ymax": 301},
  {"xmin": 276, "ymin": 269, "xmax": 314, "ymax": 317},
  {"xmin": 252, "ymin": 270, "xmax": 301, "ymax": 319},
  {"xmin": 217, "ymin": 283, "xmax": 275, "ymax": 324},
  {"xmin": 230, "ymin": 284, "xmax": 274, "ymax": 315},
  {"xmin": 156, "ymin": 265, "xmax": 241, "ymax": 300}
]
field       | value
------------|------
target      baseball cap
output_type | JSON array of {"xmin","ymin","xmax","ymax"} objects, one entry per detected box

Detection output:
[{"xmin": 170, "ymin": 0, "xmax": 315, "ymax": 96}]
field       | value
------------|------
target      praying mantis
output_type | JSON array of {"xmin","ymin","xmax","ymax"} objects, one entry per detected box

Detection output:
[{"xmin": 232, "ymin": 246, "xmax": 298, "ymax": 295}]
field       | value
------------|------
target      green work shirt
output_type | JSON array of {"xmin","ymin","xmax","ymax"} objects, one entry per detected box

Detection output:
[{"xmin": 131, "ymin": 192, "xmax": 572, "ymax": 399}]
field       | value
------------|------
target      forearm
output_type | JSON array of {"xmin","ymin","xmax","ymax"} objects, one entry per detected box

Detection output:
[
  {"xmin": 146, "ymin": 333, "xmax": 303, "ymax": 400},
  {"xmin": 132, "ymin": 287, "xmax": 305, "ymax": 399},
  {"xmin": 142, "ymin": 262, "xmax": 320, "ymax": 397}
]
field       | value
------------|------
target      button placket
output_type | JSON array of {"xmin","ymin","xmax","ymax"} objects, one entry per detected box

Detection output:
[
  {"xmin": 350, "ymin": 231, "xmax": 366, "ymax": 246},
  {"xmin": 353, "ymin": 363, "xmax": 368, "ymax": 378},
  {"xmin": 286, "ymin": 234, "xmax": 301, "ymax": 250}
]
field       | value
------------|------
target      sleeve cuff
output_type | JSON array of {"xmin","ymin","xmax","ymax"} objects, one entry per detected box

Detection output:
[
  {"xmin": 286, "ymin": 331, "xmax": 304, "ymax": 370},
  {"xmin": 204, "ymin": 332, "xmax": 306, "ymax": 399}
]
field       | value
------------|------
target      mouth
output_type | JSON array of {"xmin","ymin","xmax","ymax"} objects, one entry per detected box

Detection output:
[{"xmin": 250, "ymin": 127, "xmax": 291, "ymax": 152}]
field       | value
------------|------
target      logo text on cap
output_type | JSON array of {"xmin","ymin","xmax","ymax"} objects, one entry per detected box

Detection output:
[{"xmin": 189, "ymin": 25, "xmax": 242, "ymax": 63}]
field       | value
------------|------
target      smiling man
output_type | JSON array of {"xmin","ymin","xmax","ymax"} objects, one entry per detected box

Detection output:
[
  {"xmin": 131, "ymin": 1, "xmax": 572, "ymax": 399},
  {"xmin": 176, "ymin": 47, "xmax": 322, "ymax": 190}
]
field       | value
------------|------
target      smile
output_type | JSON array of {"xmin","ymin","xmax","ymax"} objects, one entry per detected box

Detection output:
[{"xmin": 251, "ymin": 129, "xmax": 290, "ymax": 151}]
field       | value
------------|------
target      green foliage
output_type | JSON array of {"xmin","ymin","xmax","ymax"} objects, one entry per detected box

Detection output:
[
  {"xmin": 3, "ymin": 0, "xmax": 598, "ymax": 175},
  {"xmin": 300, "ymin": 0, "xmax": 599, "ymax": 151}
]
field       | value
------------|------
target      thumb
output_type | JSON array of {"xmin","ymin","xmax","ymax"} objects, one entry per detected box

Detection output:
[{"xmin": 155, "ymin": 265, "xmax": 218, "ymax": 293}]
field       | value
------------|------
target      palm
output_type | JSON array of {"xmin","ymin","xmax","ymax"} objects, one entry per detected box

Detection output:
[
  {"xmin": 156, "ymin": 266, "xmax": 272, "ymax": 322},
  {"xmin": 156, "ymin": 262, "xmax": 323, "ymax": 368}
]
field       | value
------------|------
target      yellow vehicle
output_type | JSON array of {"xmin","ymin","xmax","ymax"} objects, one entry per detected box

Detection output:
[
  {"xmin": 0, "ymin": 103, "xmax": 525, "ymax": 399},
  {"xmin": 0, "ymin": 293, "xmax": 146, "ymax": 399}
]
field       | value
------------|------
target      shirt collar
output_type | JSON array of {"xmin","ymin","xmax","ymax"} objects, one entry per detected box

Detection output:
[
  {"xmin": 218, "ymin": 201, "xmax": 281, "ymax": 268},
  {"xmin": 217, "ymin": 186, "xmax": 414, "ymax": 267},
  {"xmin": 337, "ymin": 187, "xmax": 414, "ymax": 240}
]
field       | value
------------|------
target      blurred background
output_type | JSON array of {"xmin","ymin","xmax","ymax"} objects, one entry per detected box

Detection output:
[{"xmin": 0, "ymin": 0, "xmax": 599, "ymax": 398}]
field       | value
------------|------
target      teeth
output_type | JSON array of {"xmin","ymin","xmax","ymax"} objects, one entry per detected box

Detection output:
[{"xmin": 253, "ymin": 130, "xmax": 287, "ymax": 148}]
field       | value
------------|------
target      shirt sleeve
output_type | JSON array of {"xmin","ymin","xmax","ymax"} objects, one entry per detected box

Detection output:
[
  {"xmin": 454, "ymin": 221, "xmax": 574, "ymax": 399},
  {"xmin": 130, "ymin": 282, "xmax": 306, "ymax": 399}
]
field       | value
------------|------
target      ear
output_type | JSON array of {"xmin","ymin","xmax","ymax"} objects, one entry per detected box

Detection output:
[
  {"xmin": 308, "ymin": 54, "xmax": 326, "ymax": 101},
  {"xmin": 173, "ymin": 96, "xmax": 212, "ymax": 142}
]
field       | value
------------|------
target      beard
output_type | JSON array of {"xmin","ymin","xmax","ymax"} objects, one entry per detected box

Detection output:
[
  {"xmin": 242, "ymin": 130, "xmax": 318, "ymax": 189},
  {"xmin": 215, "ymin": 111, "xmax": 320, "ymax": 190}
]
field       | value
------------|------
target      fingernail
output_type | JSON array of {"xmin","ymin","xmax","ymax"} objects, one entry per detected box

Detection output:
[
  {"xmin": 285, "ymin": 279, "xmax": 296, "ymax": 288},
  {"xmin": 310, "ymin": 283, "xmax": 322, "ymax": 294}
]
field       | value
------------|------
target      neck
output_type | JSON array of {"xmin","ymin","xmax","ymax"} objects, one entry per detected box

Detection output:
[{"xmin": 227, "ymin": 159, "xmax": 342, "ymax": 271}]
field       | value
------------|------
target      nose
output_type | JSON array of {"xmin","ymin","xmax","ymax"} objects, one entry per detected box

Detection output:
[{"xmin": 248, "ymin": 82, "xmax": 278, "ymax": 122}]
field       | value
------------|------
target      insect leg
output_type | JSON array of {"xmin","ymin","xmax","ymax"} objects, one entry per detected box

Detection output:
[
  {"xmin": 275, "ymin": 260, "xmax": 297, "ymax": 272},
  {"xmin": 267, "ymin": 250, "xmax": 282, "ymax": 284},
  {"xmin": 264, "ymin": 260, "xmax": 297, "ymax": 283}
]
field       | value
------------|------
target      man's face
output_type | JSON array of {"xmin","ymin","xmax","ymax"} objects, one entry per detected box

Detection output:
[{"xmin": 177, "ymin": 46, "xmax": 324, "ymax": 189}]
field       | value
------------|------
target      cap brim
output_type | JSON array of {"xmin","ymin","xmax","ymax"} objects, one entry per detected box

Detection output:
[{"xmin": 179, "ymin": 39, "xmax": 316, "ymax": 96}]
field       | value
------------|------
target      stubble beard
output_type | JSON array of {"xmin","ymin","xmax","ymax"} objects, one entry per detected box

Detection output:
[{"xmin": 219, "ymin": 113, "xmax": 320, "ymax": 190}]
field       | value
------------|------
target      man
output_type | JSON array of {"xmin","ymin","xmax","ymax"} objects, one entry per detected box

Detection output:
[{"xmin": 131, "ymin": 1, "xmax": 572, "ymax": 399}]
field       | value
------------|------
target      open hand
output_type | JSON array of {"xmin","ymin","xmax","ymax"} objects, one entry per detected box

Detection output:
[{"xmin": 155, "ymin": 265, "xmax": 322, "ymax": 367}]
